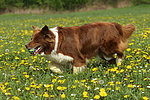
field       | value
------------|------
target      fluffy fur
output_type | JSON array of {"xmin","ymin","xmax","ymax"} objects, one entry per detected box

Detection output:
[{"xmin": 25, "ymin": 22, "xmax": 135, "ymax": 74}]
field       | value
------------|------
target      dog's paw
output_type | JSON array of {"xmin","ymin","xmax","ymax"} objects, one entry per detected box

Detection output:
[
  {"xmin": 48, "ymin": 63, "xmax": 63, "ymax": 74},
  {"xmin": 73, "ymin": 66, "xmax": 87, "ymax": 74}
]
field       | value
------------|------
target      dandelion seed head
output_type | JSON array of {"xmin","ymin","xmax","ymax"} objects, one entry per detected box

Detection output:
[
  {"xmin": 99, "ymin": 80, "xmax": 104, "ymax": 84},
  {"xmin": 5, "ymin": 49, "xmax": 9, "ymax": 53}
]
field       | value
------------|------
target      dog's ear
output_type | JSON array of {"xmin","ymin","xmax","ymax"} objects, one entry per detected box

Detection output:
[
  {"xmin": 32, "ymin": 25, "xmax": 40, "ymax": 32},
  {"xmin": 41, "ymin": 25, "xmax": 55, "ymax": 42},
  {"xmin": 41, "ymin": 25, "xmax": 49, "ymax": 35},
  {"xmin": 32, "ymin": 25, "xmax": 37, "ymax": 29},
  {"xmin": 41, "ymin": 25, "xmax": 52, "ymax": 37}
]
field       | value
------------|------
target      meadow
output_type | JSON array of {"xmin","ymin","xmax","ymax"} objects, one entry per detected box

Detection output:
[{"xmin": 0, "ymin": 5, "xmax": 150, "ymax": 100}]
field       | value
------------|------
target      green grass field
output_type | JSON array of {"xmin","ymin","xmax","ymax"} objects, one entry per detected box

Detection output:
[{"xmin": 0, "ymin": 5, "xmax": 150, "ymax": 100}]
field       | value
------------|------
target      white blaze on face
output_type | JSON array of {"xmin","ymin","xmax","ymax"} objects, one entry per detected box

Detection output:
[{"xmin": 50, "ymin": 27, "xmax": 58, "ymax": 51}]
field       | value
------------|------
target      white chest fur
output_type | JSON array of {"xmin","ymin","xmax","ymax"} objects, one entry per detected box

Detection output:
[
  {"xmin": 40, "ymin": 27, "xmax": 74, "ymax": 65},
  {"xmin": 41, "ymin": 52, "xmax": 73, "ymax": 64}
]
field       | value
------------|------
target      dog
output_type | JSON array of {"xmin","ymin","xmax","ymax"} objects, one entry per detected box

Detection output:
[{"xmin": 25, "ymin": 22, "xmax": 135, "ymax": 74}]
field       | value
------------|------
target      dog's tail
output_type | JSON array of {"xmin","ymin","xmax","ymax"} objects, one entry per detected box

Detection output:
[{"xmin": 112, "ymin": 22, "xmax": 135, "ymax": 41}]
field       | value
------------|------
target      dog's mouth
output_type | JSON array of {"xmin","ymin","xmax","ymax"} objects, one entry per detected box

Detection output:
[{"xmin": 28, "ymin": 46, "xmax": 42, "ymax": 56}]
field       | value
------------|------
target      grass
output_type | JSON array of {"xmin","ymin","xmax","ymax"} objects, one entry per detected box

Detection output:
[{"xmin": 0, "ymin": 5, "xmax": 150, "ymax": 100}]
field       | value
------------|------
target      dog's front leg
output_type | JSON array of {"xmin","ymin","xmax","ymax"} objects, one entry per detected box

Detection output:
[{"xmin": 48, "ymin": 62, "xmax": 64, "ymax": 74}]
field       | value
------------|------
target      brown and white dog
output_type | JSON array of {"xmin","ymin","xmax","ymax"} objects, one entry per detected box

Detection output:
[{"xmin": 25, "ymin": 22, "xmax": 135, "ymax": 74}]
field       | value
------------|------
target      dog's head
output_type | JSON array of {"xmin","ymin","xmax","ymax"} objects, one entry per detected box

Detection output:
[{"xmin": 25, "ymin": 25, "xmax": 55, "ymax": 56}]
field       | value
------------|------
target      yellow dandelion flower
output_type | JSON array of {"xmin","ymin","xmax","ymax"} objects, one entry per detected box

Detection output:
[
  {"xmin": 100, "ymin": 88, "xmax": 105, "ymax": 92},
  {"xmin": 62, "ymin": 86, "xmax": 67, "ymax": 90},
  {"xmin": 44, "ymin": 84, "xmax": 51, "ymax": 88},
  {"xmin": 83, "ymin": 95, "xmax": 88, "ymax": 98},
  {"xmin": 36, "ymin": 85, "xmax": 41, "ymax": 89},
  {"xmin": 7, "ymin": 88, "xmax": 12, "ymax": 90},
  {"xmin": 43, "ymin": 92, "xmax": 49, "ymax": 98},
  {"xmin": 20, "ymin": 48, "xmax": 25, "ymax": 52},
  {"xmin": 124, "ymin": 95, "xmax": 130, "ymax": 98},
  {"xmin": 116, "ymin": 81, "xmax": 121, "ymax": 84},
  {"xmin": 31, "ymin": 91, "xmax": 35, "ymax": 94},
  {"xmin": 56, "ymin": 86, "xmax": 67, "ymax": 91},
  {"xmin": 75, "ymin": 80, "xmax": 79, "ymax": 83},
  {"xmin": 117, "ymin": 62, "xmax": 121, "ymax": 66},
  {"xmin": 133, "ymin": 70, "xmax": 137, "ymax": 73},
  {"xmin": 12, "ymin": 96, "xmax": 20, "ymax": 100},
  {"xmin": 24, "ymin": 75, "xmax": 29, "ymax": 78},
  {"xmin": 25, "ymin": 87, "xmax": 30, "ymax": 91},
  {"xmin": 143, "ymin": 78, "xmax": 147, "ymax": 81},
  {"xmin": 99, "ymin": 91, "xmax": 107, "ymax": 97},
  {"xmin": 127, "ymin": 75, "xmax": 130, "ymax": 77},
  {"xmin": 2, "ymin": 89, "xmax": 7, "ymax": 93},
  {"xmin": 58, "ymin": 79, "xmax": 66, "ymax": 84},
  {"xmin": 120, "ymin": 69, "xmax": 124, "ymax": 73},
  {"xmin": 126, "ymin": 48, "xmax": 131, "ymax": 51},
  {"xmin": 130, "ymin": 80, "xmax": 134, "ymax": 82},
  {"xmin": 23, "ymin": 72, "xmax": 27, "ymax": 75},
  {"xmin": 5, "ymin": 82, "xmax": 9, "ymax": 85},
  {"xmin": 6, "ymin": 92, "xmax": 11, "ymax": 96},
  {"xmin": 12, "ymin": 77, "xmax": 17, "ymax": 80},
  {"xmin": 143, "ymin": 96, "xmax": 148, "ymax": 100},
  {"xmin": 92, "ymin": 68, "xmax": 98, "ymax": 72},
  {"xmin": 146, "ymin": 56, "xmax": 150, "ymax": 59},
  {"xmin": 71, "ymin": 85, "xmax": 76, "ymax": 88},
  {"xmin": 61, "ymin": 94, "xmax": 65, "ymax": 98},
  {"xmin": 139, "ymin": 88, "xmax": 144, "ymax": 91},
  {"xmin": 94, "ymin": 95, "xmax": 100, "ymax": 99},
  {"xmin": 83, "ymin": 91, "xmax": 88, "ymax": 95},
  {"xmin": 30, "ymin": 84, "xmax": 36, "ymax": 88},
  {"xmin": 15, "ymin": 56, "xmax": 19, "ymax": 60},
  {"xmin": 142, "ymin": 69, "xmax": 146, "ymax": 73},
  {"xmin": 50, "ymin": 95, "xmax": 55, "ymax": 98},
  {"xmin": 124, "ymin": 78, "xmax": 128, "ymax": 81},
  {"xmin": 116, "ymin": 87, "xmax": 120, "ymax": 90},
  {"xmin": 113, "ymin": 75, "xmax": 115, "ymax": 77},
  {"xmin": 128, "ymin": 84, "xmax": 134, "ymax": 88},
  {"xmin": 108, "ymin": 81, "xmax": 113, "ymax": 84},
  {"xmin": 129, "ymin": 43, "xmax": 134, "ymax": 45},
  {"xmin": 52, "ymin": 79, "xmax": 57, "ymax": 83},
  {"xmin": 127, "ymin": 65, "xmax": 132, "ymax": 69},
  {"xmin": 81, "ymin": 79, "xmax": 86, "ymax": 83}
]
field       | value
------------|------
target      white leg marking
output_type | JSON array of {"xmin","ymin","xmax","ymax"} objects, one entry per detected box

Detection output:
[
  {"xmin": 48, "ymin": 63, "xmax": 63, "ymax": 74},
  {"xmin": 116, "ymin": 57, "xmax": 122, "ymax": 66},
  {"xmin": 73, "ymin": 66, "xmax": 87, "ymax": 74}
]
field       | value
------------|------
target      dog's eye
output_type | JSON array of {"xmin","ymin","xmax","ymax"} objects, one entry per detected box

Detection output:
[
  {"xmin": 33, "ymin": 36, "xmax": 42, "ymax": 43},
  {"xmin": 34, "ymin": 39, "xmax": 39, "ymax": 43}
]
